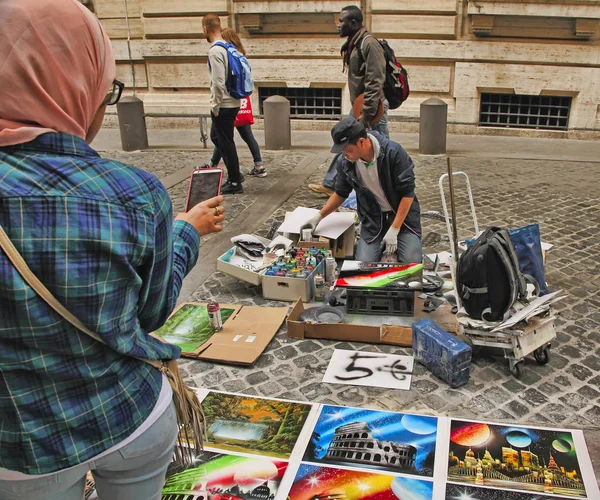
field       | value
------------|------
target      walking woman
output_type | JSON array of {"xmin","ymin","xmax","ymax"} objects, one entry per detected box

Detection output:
[
  {"xmin": 0, "ymin": 1, "xmax": 224, "ymax": 499},
  {"xmin": 210, "ymin": 28, "xmax": 266, "ymax": 178}
]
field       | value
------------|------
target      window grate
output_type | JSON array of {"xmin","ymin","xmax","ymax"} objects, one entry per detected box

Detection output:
[
  {"xmin": 258, "ymin": 87, "xmax": 342, "ymax": 119},
  {"xmin": 479, "ymin": 93, "xmax": 572, "ymax": 130}
]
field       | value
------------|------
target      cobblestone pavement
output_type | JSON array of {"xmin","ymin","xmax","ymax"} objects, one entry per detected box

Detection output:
[{"xmin": 108, "ymin": 148, "xmax": 600, "ymax": 470}]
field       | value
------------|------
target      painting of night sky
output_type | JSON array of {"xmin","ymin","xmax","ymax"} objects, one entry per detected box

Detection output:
[
  {"xmin": 303, "ymin": 405, "xmax": 438, "ymax": 476},
  {"xmin": 445, "ymin": 483, "xmax": 557, "ymax": 499},
  {"xmin": 448, "ymin": 420, "xmax": 587, "ymax": 497},
  {"xmin": 289, "ymin": 463, "xmax": 434, "ymax": 500}
]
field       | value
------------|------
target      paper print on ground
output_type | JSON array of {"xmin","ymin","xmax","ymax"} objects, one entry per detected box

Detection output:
[
  {"xmin": 289, "ymin": 463, "xmax": 433, "ymax": 500},
  {"xmin": 448, "ymin": 420, "xmax": 587, "ymax": 497},
  {"xmin": 202, "ymin": 392, "xmax": 312, "ymax": 459},
  {"xmin": 152, "ymin": 303, "xmax": 235, "ymax": 352},
  {"xmin": 161, "ymin": 450, "xmax": 287, "ymax": 500},
  {"xmin": 323, "ymin": 350, "xmax": 413, "ymax": 391},
  {"xmin": 304, "ymin": 405, "xmax": 437, "ymax": 477},
  {"xmin": 445, "ymin": 483, "xmax": 558, "ymax": 499}
]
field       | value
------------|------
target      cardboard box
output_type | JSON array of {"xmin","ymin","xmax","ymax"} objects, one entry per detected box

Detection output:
[
  {"xmin": 154, "ymin": 302, "xmax": 288, "ymax": 366},
  {"xmin": 287, "ymin": 296, "xmax": 458, "ymax": 347},
  {"xmin": 262, "ymin": 260, "xmax": 324, "ymax": 302},
  {"xmin": 279, "ymin": 208, "xmax": 356, "ymax": 259},
  {"xmin": 217, "ymin": 247, "xmax": 264, "ymax": 286}
]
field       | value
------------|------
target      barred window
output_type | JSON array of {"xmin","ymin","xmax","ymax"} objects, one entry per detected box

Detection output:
[
  {"xmin": 258, "ymin": 87, "xmax": 342, "ymax": 119},
  {"xmin": 479, "ymin": 93, "xmax": 572, "ymax": 130}
]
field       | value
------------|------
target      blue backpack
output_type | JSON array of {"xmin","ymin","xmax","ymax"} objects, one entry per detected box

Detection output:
[{"xmin": 212, "ymin": 41, "xmax": 253, "ymax": 99}]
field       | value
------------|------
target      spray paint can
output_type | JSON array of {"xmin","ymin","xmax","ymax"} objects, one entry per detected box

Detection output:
[
  {"xmin": 325, "ymin": 257, "xmax": 336, "ymax": 282},
  {"xmin": 207, "ymin": 301, "xmax": 223, "ymax": 331},
  {"xmin": 301, "ymin": 228, "xmax": 313, "ymax": 242}
]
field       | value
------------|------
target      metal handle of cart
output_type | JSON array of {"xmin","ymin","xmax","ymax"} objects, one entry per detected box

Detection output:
[{"xmin": 438, "ymin": 170, "xmax": 479, "ymax": 308}]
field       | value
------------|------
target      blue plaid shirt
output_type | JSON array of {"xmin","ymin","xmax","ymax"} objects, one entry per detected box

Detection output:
[{"xmin": 0, "ymin": 133, "xmax": 199, "ymax": 475}]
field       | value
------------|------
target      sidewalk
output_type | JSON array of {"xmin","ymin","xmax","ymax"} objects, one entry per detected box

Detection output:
[{"xmin": 93, "ymin": 127, "xmax": 600, "ymax": 162}]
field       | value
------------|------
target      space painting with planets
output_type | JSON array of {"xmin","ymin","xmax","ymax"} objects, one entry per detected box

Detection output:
[
  {"xmin": 161, "ymin": 450, "xmax": 287, "ymax": 500},
  {"xmin": 303, "ymin": 405, "xmax": 438, "ymax": 476},
  {"xmin": 448, "ymin": 420, "xmax": 588, "ymax": 497},
  {"xmin": 289, "ymin": 463, "xmax": 434, "ymax": 500}
]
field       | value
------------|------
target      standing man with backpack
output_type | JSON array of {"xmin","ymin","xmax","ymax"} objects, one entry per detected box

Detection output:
[
  {"xmin": 309, "ymin": 5, "xmax": 388, "ymax": 197},
  {"xmin": 203, "ymin": 14, "xmax": 243, "ymax": 195}
]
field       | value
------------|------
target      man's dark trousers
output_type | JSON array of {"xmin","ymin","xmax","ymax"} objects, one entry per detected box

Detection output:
[{"xmin": 210, "ymin": 107, "xmax": 241, "ymax": 183}]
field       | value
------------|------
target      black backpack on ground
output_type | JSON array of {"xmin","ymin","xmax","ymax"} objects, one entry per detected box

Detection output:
[
  {"xmin": 457, "ymin": 227, "xmax": 537, "ymax": 322},
  {"xmin": 361, "ymin": 35, "xmax": 409, "ymax": 110}
]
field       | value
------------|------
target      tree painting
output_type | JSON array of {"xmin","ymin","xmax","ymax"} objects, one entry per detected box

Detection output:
[
  {"xmin": 152, "ymin": 304, "xmax": 235, "ymax": 352},
  {"xmin": 202, "ymin": 392, "xmax": 312, "ymax": 459}
]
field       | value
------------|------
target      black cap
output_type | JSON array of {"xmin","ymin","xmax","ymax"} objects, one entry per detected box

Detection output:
[{"xmin": 330, "ymin": 116, "xmax": 366, "ymax": 154}]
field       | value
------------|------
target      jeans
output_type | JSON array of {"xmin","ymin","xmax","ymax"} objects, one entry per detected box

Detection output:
[
  {"xmin": 356, "ymin": 213, "xmax": 422, "ymax": 263},
  {"xmin": 211, "ymin": 124, "xmax": 262, "ymax": 167},
  {"xmin": 0, "ymin": 402, "xmax": 178, "ymax": 500},
  {"xmin": 323, "ymin": 100, "xmax": 389, "ymax": 190},
  {"xmin": 210, "ymin": 107, "xmax": 241, "ymax": 183}
]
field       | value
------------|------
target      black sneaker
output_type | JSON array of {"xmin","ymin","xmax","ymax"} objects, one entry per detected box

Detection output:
[
  {"xmin": 221, "ymin": 180, "xmax": 243, "ymax": 195},
  {"xmin": 248, "ymin": 166, "xmax": 267, "ymax": 178}
]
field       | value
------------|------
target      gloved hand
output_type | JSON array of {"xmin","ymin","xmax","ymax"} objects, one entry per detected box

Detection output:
[
  {"xmin": 382, "ymin": 226, "xmax": 400, "ymax": 255},
  {"xmin": 304, "ymin": 213, "xmax": 322, "ymax": 233}
]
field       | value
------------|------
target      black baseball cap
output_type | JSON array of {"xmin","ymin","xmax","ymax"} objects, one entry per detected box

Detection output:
[{"xmin": 330, "ymin": 116, "xmax": 366, "ymax": 153}]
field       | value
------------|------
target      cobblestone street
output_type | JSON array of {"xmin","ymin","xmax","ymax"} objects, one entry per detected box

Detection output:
[{"xmin": 102, "ymin": 143, "xmax": 600, "ymax": 478}]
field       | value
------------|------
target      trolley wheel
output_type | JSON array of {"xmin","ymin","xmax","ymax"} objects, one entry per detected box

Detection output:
[
  {"xmin": 510, "ymin": 361, "xmax": 523, "ymax": 379},
  {"xmin": 534, "ymin": 345, "xmax": 550, "ymax": 365}
]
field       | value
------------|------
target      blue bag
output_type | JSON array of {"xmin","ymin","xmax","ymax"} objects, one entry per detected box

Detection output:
[
  {"xmin": 509, "ymin": 224, "xmax": 548, "ymax": 295},
  {"xmin": 212, "ymin": 41, "xmax": 254, "ymax": 99}
]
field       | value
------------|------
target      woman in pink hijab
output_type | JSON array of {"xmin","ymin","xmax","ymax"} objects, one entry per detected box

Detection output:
[{"xmin": 0, "ymin": 1, "xmax": 224, "ymax": 499}]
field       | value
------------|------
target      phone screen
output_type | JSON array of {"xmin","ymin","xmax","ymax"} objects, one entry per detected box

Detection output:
[{"xmin": 186, "ymin": 169, "xmax": 222, "ymax": 212}]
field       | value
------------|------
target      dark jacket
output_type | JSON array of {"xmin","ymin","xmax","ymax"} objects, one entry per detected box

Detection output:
[
  {"xmin": 334, "ymin": 132, "xmax": 421, "ymax": 242},
  {"xmin": 347, "ymin": 30, "xmax": 386, "ymax": 122}
]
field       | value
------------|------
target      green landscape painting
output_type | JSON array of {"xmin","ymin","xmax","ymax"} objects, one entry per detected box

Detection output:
[
  {"xmin": 202, "ymin": 392, "xmax": 312, "ymax": 459},
  {"xmin": 153, "ymin": 304, "xmax": 235, "ymax": 353}
]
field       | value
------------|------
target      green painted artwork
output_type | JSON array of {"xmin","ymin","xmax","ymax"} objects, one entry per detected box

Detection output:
[{"xmin": 153, "ymin": 304, "xmax": 235, "ymax": 353}]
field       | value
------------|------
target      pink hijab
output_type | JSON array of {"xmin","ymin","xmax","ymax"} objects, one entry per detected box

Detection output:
[{"xmin": 0, "ymin": 0, "xmax": 116, "ymax": 146}]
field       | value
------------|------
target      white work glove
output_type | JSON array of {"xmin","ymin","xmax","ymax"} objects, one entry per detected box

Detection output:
[
  {"xmin": 382, "ymin": 226, "xmax": 400, "ymax": 255},
  {"xmin": 304, "ymin": 213, "xmax": 323, "ymax": 233}
]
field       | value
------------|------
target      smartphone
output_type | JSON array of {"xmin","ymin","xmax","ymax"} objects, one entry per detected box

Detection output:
[{"xmin": 185, "ymin": 167, "xmax": 223, "ymax": 212}]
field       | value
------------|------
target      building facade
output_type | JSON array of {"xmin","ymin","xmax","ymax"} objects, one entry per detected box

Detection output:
[{"xmin": 88, "ymin": 0, "xmax": 600, "ymax": 138}]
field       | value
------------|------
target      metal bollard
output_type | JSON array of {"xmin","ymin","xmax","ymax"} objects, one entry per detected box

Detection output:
[
  {"xmin": 419, "ymin": 98, "xmax": 448, "ymax": 155},
  {"xmin": 116, "ymin": 96, "xmax": 149, "ymax": 151},
  {"xmin": 263, "ymin": 95, "xmax": 291, "ymax": 150}
]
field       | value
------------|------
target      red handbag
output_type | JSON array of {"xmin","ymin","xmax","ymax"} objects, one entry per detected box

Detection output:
[{"xmin": 234, "ymin": 97, "xmax": 255, "ymax": 127}]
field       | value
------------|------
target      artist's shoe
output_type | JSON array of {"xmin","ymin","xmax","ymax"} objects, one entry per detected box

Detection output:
[
  {"xmin": 248, "ymin": 166, "xmax": 267, "ymax": 177},
  {"xmin": 308, "ymin": 184, "xmax": 334, "ymax": 197},
  {"xmin": 221, "ymin": 180, "xmax": 244, "ymax": 195}
]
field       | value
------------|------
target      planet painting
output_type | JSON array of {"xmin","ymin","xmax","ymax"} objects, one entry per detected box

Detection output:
[
  {"xmin": 400, "ymin": 414, "xmax": 437, "ymax": 435},
  {"xmin": 391, "ymin": 476, "xmax": 433, "ymax": 500},
  {"xmin": 506, "ymin": 430, "xmax": 532, "ymax": 449},
  {"xmin": 450, "ymin": 423, "xmax": 491, "ymax": 447},
  {"xmin": 553, "ymin": 438, "xmax": 572, "ymax": 453}
]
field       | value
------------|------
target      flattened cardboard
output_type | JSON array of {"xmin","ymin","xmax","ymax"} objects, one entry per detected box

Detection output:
[
  {"xmin": 154, "ymin": 302, "xmax": 287, "ymax": 366},
  {"xmin": 194, "ymin": 305, "xmax": 288, "ymax": 365},
  {"xmin": 287, "ymin": 297, "xmax": 457, "ymax": 347}
]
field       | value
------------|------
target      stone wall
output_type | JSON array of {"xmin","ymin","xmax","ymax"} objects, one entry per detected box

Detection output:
[{"xmin": 94, "ymin": 0, "xmax": 600, "ymax": 137}]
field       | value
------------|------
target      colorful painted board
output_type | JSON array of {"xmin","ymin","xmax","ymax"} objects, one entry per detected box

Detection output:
[
  {"xmin": 303, "ymin": 405, "xmax": 438, "ymax": 477},
  {"xmin": 201, "ymin": 391, "xmax": 312, "ymax": 459},
  {"xmin": 289, "ymin": 463, "xmax": 434, "ymax": 500},
  {"xmin": 152, "ymin": 303, "xmax": 236, "ymax": 353},
  {"xmin": 161, "ymin": 450, "xmax": 287, "ymax": 500},
  {"xmin": 445, "ymin": 483, "xmax": 557, "ymax": 499},
  {"xmin": 448, "ymin": 420, "xmax": 588, "ymax": 497}
]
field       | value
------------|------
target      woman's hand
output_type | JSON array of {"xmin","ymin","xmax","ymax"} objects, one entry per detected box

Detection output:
[{"xmin": 175, "ymin": 195, "xmax": 225, "ymax": 236}]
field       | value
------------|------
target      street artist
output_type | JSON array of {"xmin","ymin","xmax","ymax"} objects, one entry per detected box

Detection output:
[{"xmin": 306, "ymin": 117, "xmax": 422, "ymax": 263}]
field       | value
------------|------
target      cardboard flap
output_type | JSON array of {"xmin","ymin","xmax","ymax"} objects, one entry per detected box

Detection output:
[
  {"xmin": 381, "ymin": 324, "xmax": 413, "ymax": 347},
  {"xmin": 194, "ymin": 305, "xmax": 289, "ymax": 365}
]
